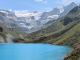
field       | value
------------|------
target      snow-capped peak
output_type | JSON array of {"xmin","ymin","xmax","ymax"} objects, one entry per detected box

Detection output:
[
  {"xmin": 15, "ymin": 11, "xmax": 42, "ymax": 17},
  {"xmin": 57, "ymin": 6, "xmax": 64, "ymax": 13}
]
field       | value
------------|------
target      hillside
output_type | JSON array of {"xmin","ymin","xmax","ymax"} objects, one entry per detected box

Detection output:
[
  {"xmin": 23, "ymin": 5, "xmax": 79, "ymax": 42},
  {"xmin": 18, "ymin": 5, "xmax": 80, "ymax": 60}
]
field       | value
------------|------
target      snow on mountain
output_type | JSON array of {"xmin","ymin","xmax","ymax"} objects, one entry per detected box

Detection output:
[
  {"xmin": 60, "ymin": 2, "xmax": 77, "ymax": 17},
  {"xmin": 0, "ymin": 10, "xmax": 17, "ymax": 28},
  {"xmin": 15, "ymin": 12, "xmax": 42, "ymax": 21},
  {"xmin": 47, "ymin": 15, "xmax": 59, "ymax": 19},
  {"xmin": 14, "ymin": 8, "xmax": 61, "ymax": 33},
  {"xmin": 0, "ymin": 8, "xmax": 60, "ymax": 33},
  {"xmin": 0, "ymin": 2, "xmax": 77, "ymax": 33}
]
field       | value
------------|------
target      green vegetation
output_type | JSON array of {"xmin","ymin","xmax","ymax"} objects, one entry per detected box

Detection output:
[{"xmin": 22, "ymin": 6, "xmax": 80, "ymax": 60}]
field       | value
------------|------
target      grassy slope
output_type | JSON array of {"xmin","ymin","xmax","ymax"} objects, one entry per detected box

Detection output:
[
  {"xmin": 54, "ymin": 22, "xmax": 80, "ymax": 45},
  {"xmin": 25, "ymin": 6, "xmax": 80, "ymax": 44}
]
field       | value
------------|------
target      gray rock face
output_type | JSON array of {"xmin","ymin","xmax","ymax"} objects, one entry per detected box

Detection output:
[
  {"xmin": 60, "ymin": 2, "xmax": 77, "ymax": 17},
  {"xmin": 0, "ymin": 2, "xmax": 78, "ymax": 34},
  {"xmin": 0, "ymin": 35, "xmax": 5, "ymax": 43},
  {"xmin": 0, "ymin": 33, "xmax": 15, "ymax": 43}
]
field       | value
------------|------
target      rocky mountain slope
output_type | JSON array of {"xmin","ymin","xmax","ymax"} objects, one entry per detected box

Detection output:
[
  {"xmin": 0, "ymin": 2, "xmax": 80, "ymax": 60},
  {"xmin": 22, "ymin": 4, "xmax": 80, "ymax": 60}
]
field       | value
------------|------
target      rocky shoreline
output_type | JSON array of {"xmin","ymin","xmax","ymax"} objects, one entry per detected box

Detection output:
[{"xmin": 64, "ymin": 43, "xmax": 80, "ymax": 60}]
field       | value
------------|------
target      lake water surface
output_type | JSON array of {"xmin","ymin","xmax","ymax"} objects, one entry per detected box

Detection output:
[{"xmin": 0, "ymin": 44, "xmax": 72, "ymax": 60}]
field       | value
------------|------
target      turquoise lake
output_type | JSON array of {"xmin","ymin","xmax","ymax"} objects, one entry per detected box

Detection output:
[{"xmin": 0, "ymin": 44, "xmax": 72, "ymax": 60}]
